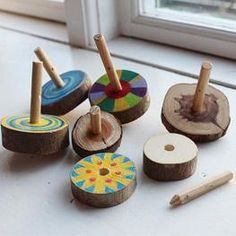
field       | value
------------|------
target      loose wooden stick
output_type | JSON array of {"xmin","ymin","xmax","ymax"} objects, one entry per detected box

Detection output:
[
  {"xmin": 170, "ymin": 171, "xmax": 234, "ymax": 207},
  {"xmin": 94, "ymin": 34, "xmax": 122, "ymax": 92},
  {"xmin": 192, "ymin": 61, "xmax": 212, "ymax": 112},
  {"xmin": 30, "ymin": 61, "xmax": 43, "ymax": 124},
  {"xmin": 34, "ymin": 47, "xmax": 65, "ymax": 88},
  {"xmin": 90, "ymin": 106, "xmax": 102, "ymax": 135}
]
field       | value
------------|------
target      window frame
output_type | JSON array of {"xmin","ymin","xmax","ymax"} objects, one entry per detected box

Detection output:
[
  {"xmin": 0, "ymin": 0, "xmax": 65, "ymax": 22},
  {"xmin": 118, "ymin": 0, "xmax": 236, "ymax": 59}
]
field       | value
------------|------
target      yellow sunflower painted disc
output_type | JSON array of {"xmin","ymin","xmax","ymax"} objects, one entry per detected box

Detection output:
[{"xmin": 70, "ymin": 153, "xmax": 136, "ymax": 194}]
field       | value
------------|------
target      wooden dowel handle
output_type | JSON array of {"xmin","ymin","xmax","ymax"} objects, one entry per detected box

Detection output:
[
  {"xmin": 30, "ymin": 62, "xmax": 43, "ymax": 124},
  {"xmin": 34, "ymin": 47, "xmax": 65, "ymax": 88},
  {"xmin": 192, "ymin": 61, "xmax": 212, "ymax": 112},
  {"xmin": 170, "ymin": 171, "xmax": 234, "ymax": 207},
  {"xmin": 94, "ymin": 34, "xmax": 122, "ymax": 92},
  {"xmin": 90, "ymin": 106, "xmax": 102, "ymax": 135}
]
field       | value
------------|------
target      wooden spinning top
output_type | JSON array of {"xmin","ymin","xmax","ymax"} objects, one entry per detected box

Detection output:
[
  {"xmin": 89, "ymin": 34, "xmax": 150, "ymax": 124},
  {"xmin": 143, "ymin": 133, "xmax": 198, "ymax": 181},
  {"xmin": 72, "ymin": 106, "xmax": 122, "ymax": 158},
  {"xmin": 1, "ymin": 62, "xmax": 69, "ymax": 155},
  {"xmin": 162, "ymin": 62, "xmax": 230, "ymax": 142},
  {"xmin": 34, "ymin": 47, "xmax": 91, "ymax": 115},
  {"xmin": 70, "ymin": 152, "xmax": 137, "ymax": 207}
]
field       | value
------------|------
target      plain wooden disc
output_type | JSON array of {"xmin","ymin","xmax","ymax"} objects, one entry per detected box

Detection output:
[
  {"xmin": 89, "ymin": 69, "xmax": 150, "ymax": 124},
  {"xmin": 161, "ymin": 83, "xmax": 230, "ymax": 142},
  {"xmin": 1, "ymin": 114, "xmax": 69, "ymax": 155},
  {"xmin": 70, "ymin": 152, "xmax": 137, "ymax": 207},
  {"xmin": 143, "ymin": 133, "xmax": 198, "ymax": 181},
  {"xmin": 41, "ymin": 70, "xmax": 91, "ymax": 115},
  {"xmin": 72, "ymin": 111, "xmax": 122, "ymax": 158}
]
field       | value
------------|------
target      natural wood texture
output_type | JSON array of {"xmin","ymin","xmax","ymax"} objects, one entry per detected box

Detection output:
[
  {"xmin": 89, "ymin": 69, "xmax": 150, "ymax": 124},
  {"xmin": 161, "ymin": 83, "xmax": 230, "ymax": 142},
  {"xmin": 170, "ymin": 171, "xmax": 234, "ymax": 207},
  {"xmin": 34, "ymin": 47, "xmax": 65, "ymax": 88},
  {"xmin": 143, "ymin": 133, "xmax": 198, "ymax": 181},
  {"xmin": 41, "ymin": 72, "xmax": 91, "ymax": 115},
  {"xmin": 192, "ymin": 62, "xmax": 212, "ymax": 112},
  {"xmin": 90, "ymin": 106, "xmax": 102, "ymax": 135},
  {"xmin": 1, "ymin": 116, "xmax": 69, "ymax": 155},
  {"xmin": 70, "ymin": 153, "xmax": 137, "ymax": 207},
  {"xmin": 94, "ymin": 34, "xmax": 122, "ymax": 92},
  {"xmin": 1, "ymin": 61, "xmax": 70, "ymax": 155},
  {"xmin": 72, "ymin": 111, "xmax": 122, "ymax": 158},
  {"xmin": 30, "ymin": 61, "xmax": 42, "ymax": 124}
]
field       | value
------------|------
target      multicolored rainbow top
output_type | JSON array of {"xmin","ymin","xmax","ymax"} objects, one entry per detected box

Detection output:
[
  {"xmin": 1, "ymin": 114, "xmax": 68, "ymax": 133},
  {"xmin": 42, "ymin": 70, "xmax": 87, "ymax": 105},
  {"xmin": 89, "ymin": 70, "xmax": 147, "ymax": 113},
  {"xmin": 70, "ymin": 153, "xmax": 136, "ymax": 194}
]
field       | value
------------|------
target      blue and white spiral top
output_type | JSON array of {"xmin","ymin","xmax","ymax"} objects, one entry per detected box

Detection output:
[{"xmin": 42, "ymin": 70, "xmax": 87, "ymax": 105}]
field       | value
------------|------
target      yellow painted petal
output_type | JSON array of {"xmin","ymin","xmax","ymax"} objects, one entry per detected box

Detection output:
[{"xmin": 113, "ymin": 98, "xmax": 130, "ymax": 112}]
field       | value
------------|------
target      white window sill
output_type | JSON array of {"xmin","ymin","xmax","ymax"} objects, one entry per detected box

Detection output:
[
  {"xmin": 0, "ymin": 11, "xmax": 235, "ymax": 89},
  {"xmin": 0, "ymin": 11, "xmax": 68, "ymax": 43},
  {"xmin": 106, "ymin": 37, "xmax": 236, "ymax": 89}
]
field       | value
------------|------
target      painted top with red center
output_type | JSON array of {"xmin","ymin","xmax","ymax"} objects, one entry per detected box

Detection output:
[{"xmin": 89, "ymin": 70, "xmax": 148, "ymax": 113}]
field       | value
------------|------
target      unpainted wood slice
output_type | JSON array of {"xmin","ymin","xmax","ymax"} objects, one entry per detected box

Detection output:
[
  {"xmin": 72, "ymin": 111, "xmax": 122, "ymax": 158},
  {"xmin": 1, "ymin": 114, "xmax": 69, "ymax": 155},
  {"xmin": 143, "ymin": 133, "xmax": 198, "ymax": 181},
  {"xmin": 70, "ymin": 152, "xmax": 137, "ymax": 207},
  {"xmin": 89, "ymin": 70, "xmax": 150, "ymax": 124},
  {"xmin": 42, "ymin": 70, "xmax": 91, "ymax": 115},
  {"xmin": 161, "ymin": 83, "xmax": 230, "ymax": 142}
]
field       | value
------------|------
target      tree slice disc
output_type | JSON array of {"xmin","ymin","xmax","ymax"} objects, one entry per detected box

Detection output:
[
  {"xmin": 42, "ymin": 70, "xmax": 91, "ymax": 115},
  {"xmin": 89, "ymin": 70, "xmax": 150, "ymax": 124},
  {"xmin": 161, "ymin": 83, "xmax": 230, "ymax": 142},
  {"xmin": 143, "ymin": 133, "xmax": 198, "ymax": 181},
  {"xmin": 1, "ymin": 114, "xmax": 69, "ymax": 155},
  {"xmin": 70, "ymin": 152, "xmax": 137, "ymax": 207},
  {"xmin": 72, "ymin": 111, "xmax": 122, "ymax": 158}
]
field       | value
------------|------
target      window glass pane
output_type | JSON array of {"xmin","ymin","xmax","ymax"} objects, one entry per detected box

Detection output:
[{"xmin": 141, "ymin": 0, "xmax": 236, "ymax": 31}]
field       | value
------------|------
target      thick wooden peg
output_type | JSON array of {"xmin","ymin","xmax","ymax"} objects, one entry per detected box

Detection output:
[
  {"xmin": 94, "ymin": 34, "xmax": 122, "ymax": 92},
  {"xmin": 90, "ymin": 106, "xmax": 102, "ymax": 135},
  {"xmin": 30, "ymin": 61, "xmax": 43, "ymax": 124},
  {"xmin": 34, "ymin": 47, "xmax": 65, "ymax": 88},
  {"xmin": 192, "ymin": 62, "xmax": 212, "ymax": 113}
]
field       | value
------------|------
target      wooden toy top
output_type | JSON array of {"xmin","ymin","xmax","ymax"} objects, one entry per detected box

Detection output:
[
  {"xmin": 89, "ymin": 69, "xmax": 148, "ymax": 113},
  {"xmin": 1, "ymin": 114, "xmax": 68, "ymax": 133},
  {"xmin": 42, "ymin": 70, "xmax": 88, "ymax": 105},
  {"xmin": 70, "ymin": 153, "xmax": 136, "ymax": 194}
]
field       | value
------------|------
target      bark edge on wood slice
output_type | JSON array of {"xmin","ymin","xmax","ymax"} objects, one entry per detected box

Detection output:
[
  {"xmin": 161, "ymin": 83, "xmax": 230, "ymax": 142},
  {"xmin": 89, "ymin": 70, "xmax": 150, "ymax": 124},
  {"xmin": 41, "ymin": 70, "xmax": 92, "ymax": 115},
  {"xmin": 72, "ymin": 111, "xmax": 122, "ymax": 158},
  {"xmin": 143, "ymin": 133, "xmax": 198, "ymax": 181},
  {"xmin": 1, "ymin": 114, "xmax": 69, "ymax": 155},
  {"xmin": 70, "ymin": 153, "xmax": 137, "ymax": 207}
]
